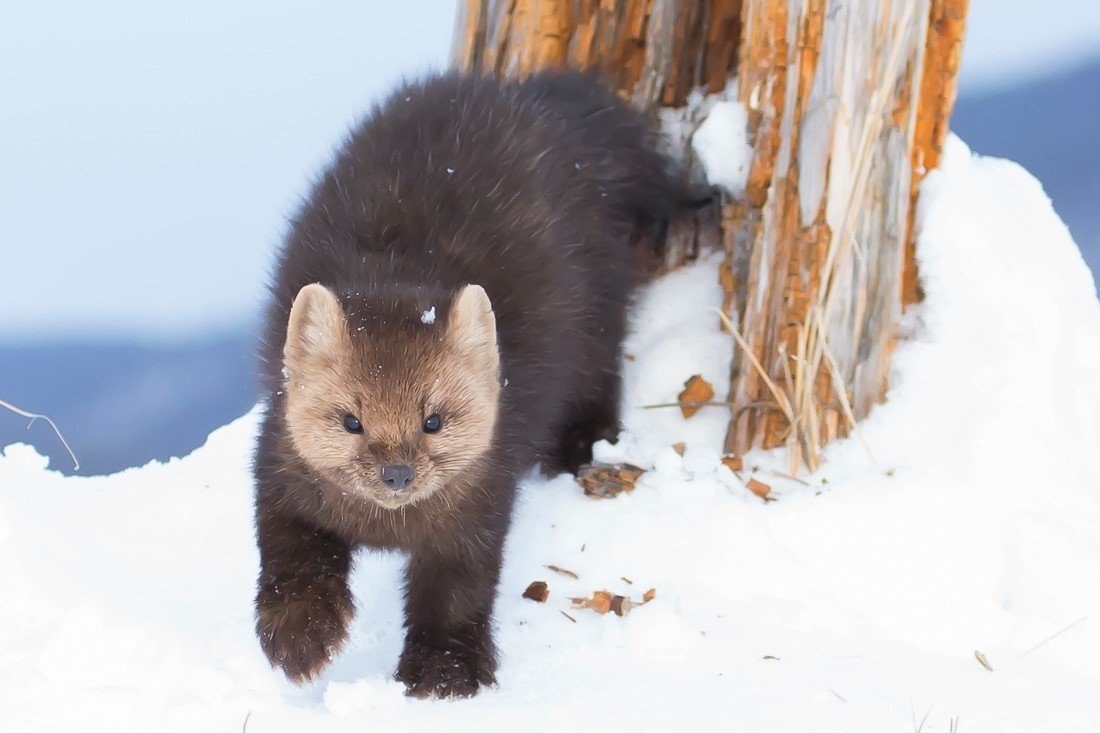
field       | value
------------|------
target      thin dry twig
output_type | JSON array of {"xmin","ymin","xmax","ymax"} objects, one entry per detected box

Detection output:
[
  {"xmin": 545, "ymin": 564, "xmax": 579, "ymax": 580},
  {"xmin": 914, "ymin": 703, "xmax": 934, "ymax": 733},
  {"xmin": 0, "ymin": 397, "xmax": 80, "ymax": 470},
  {"xmin": 814, "ymin": 307, "xmax": 876, "ymax": 463},
  {"xmin": 716, "ymin": 308, "xmax": 813, "ymax": 468},
  {"xmin": 713, "ymin": 309, "xmax": 796, "ymax": 425},
  {"xmin": 1017, "ymin": 616, "xmax": 1088, "ymax": 660},
  {"xmin": 639, "ymin": 400, "xmax": 731, "ymax": 410},
  {"xmin": 759, "ymin": 468, "xmax": 812, "ymax": 487}
]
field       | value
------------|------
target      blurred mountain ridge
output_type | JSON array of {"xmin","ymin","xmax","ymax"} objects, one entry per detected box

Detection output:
[{"xmin": 953, "ymin": 55, "xmax": 1100, "ymax": 272}]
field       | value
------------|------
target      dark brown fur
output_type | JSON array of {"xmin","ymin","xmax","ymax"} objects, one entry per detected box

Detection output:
[{"xmin": 253, "ymin": 71, "xmax": 675, "ymax": 696}]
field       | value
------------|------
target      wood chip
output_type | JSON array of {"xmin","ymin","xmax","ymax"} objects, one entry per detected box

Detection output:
[
  {"xmin": 620, "ymin": 576, "xmax": 633, "ymax": 585},
  {"xmin": 522, "ymin": 580, "xmax": 549, "ymax": 603},
  {"xmin": 571, "ymin": 590, "xmax": 613, "ymax": 614},
  {"xmin": 671, "ymin": 441, "xmax": 687, "ymax": 456},
  {"xmin": 975, "ymin": 650, "xmax": 993, "ymax": 671},
  {"xmin": 575, "ymin": 462, "xmax": 646, "ymax": 499},
  {"xmin": 624, "ymin": 353, "xmax": 636, "ymax": 362},
  {"xmin": 570, "ymin": 588, "xmax": 654, "ymax": 617},
  {"xmin": 545, "ymin": 564, "xmax": 579, "ymax": 580},
  {"xmin": 747, "ymin": 478, "xmax": 772, "ymax": 500},
  {"xmin": 721, "ymin": 455, "xmax": 743, "ymax": 472},
  {"xmin": 677, "ymin": 375, "xmax": 715, "ymax": 418},
  {"xmin": 610, "ymin": 595, "xmax": 635, "ymax": 617}
]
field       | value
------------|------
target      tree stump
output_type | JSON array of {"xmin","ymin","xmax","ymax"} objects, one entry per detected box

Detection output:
[{"xmin": 452, "ymin": 0, "xmax": 968, "ymax": 472}]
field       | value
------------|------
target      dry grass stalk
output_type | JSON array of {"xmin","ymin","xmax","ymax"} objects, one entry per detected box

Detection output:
[
  {"xmin": 714, "ymin": 309, "xmax": 795, "ymax": 426},
  {"xmin": 1016, "ymin": 616, "xmax": 1088, "ymax": 660},
  {"xmin": 545, "ymin": 564, "xmax": 579, "ymax": 580},
  {"xmin": 641, "ymin": 400, "xmax": 730, "ymax": 410},
  {"xmin": 677, "ymin": 375, "xmax": 716, "ymax": 418},
  {"xmin": 716, "ymin": 308, "xmax": 817, "ymax": 468},
  {"xmin": 0, "ymin": 397, "xmax": 80, "ymax": 471}
]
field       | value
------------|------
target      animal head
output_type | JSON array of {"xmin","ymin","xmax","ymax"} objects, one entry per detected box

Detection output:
[{"xmin": 281, "ymin": 282, "xmax": 500, "ymax": 509}]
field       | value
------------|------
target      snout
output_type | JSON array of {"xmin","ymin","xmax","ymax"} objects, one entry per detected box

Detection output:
[{"xmin": 380, "ymin": 463, "xmax": 414, "ymax": 491}]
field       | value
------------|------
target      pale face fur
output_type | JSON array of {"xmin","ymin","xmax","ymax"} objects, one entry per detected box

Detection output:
[{"xmin": 282, "ymin": 283, "xmax": 501, "ymax": 509}]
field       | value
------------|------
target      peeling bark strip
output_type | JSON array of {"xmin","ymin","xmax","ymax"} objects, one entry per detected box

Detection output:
[
  {"xmin": 905, "ymin": 0, "xmax": 968, "ymax": 305},
  {"xmin": 453, "ymin": 1, "xmax": 967, "ymax": 473}
]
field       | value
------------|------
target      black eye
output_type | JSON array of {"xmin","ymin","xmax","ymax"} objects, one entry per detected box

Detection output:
[
  {"xmin": 343, "ymin": 414, "xmax": 363, "ymax": 434},
  {"xmin": 423, "ymin": 413, "xmax": 442, "ymax": 434}
]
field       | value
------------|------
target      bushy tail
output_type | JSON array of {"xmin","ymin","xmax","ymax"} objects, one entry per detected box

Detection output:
[{"xmin": 517, "ymin": 70, "xmax": 680, "ymax": 252}]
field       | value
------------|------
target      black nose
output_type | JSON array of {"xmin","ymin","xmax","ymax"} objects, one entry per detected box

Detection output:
[{"xmin": 380, "ymin": 464, "xmax": 414, "ymax": 490}]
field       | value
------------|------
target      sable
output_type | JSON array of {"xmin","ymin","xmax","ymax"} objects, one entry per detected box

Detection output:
[{"xmin": 252, "ymin": 71, "xmax": 675, "ymax": 697}]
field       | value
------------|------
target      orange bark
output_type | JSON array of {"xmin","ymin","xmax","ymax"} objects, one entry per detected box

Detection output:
[{"xmin": 905, "ymin": 0, "xmax": 968, "ymax": 305}]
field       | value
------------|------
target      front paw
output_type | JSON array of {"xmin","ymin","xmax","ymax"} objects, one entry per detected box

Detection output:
[
  {"xmin": 255, "ymin": 576, "xmax": 353, "ymax": 684},
  {"xmin": 396, "ymin": 636, "xmax": 496, "ymax": 699}
]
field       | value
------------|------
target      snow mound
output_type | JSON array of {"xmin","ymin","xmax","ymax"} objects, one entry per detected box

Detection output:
[
  {"xmin": 691, "ymin": 99, "xmax": 754, "ymax": 195},
  {"xmin": 3, "ymin": 136, "xmax": 1100, "ymax": 731}
]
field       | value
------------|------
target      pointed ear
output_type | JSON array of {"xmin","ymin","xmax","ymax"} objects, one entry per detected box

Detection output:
[
  {"xmin": 447, "ymin": 284, "xmax": 499, "ymax": 374},
  {"xmin": 284, "ymin": 283, "xmax": 346, "ymax": 370}
]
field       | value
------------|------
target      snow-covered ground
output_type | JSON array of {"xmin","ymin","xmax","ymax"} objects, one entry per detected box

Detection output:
[{"xmin": 3, "ymin": 135, "xmax": 1100, "ymax": 731}]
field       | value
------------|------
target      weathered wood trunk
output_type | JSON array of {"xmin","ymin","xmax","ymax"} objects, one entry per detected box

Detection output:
[
  {"xmin": 725, "ymin": 0, "xmax": 967, "ymax": 470},
  {"xmin": 453, "ymin": 0, "xmax": 744, "ymax": 109},
  {"xmin": 453, "ymin": 0, "xmax": 967, "ymax": 473}
]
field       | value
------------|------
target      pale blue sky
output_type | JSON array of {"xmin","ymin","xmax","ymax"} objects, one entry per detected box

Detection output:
[
  {"xmin": 1, "ymin": 0, "xmax": 1096, "ymax": 342},
  {"xmin": 0, "ymin": 0, "xmax": 456, "ymax": 341}
]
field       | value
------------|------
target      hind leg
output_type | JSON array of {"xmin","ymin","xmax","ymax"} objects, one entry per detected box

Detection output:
[{"xmin": 543, "ymin": 368, "xmax": 623, "ymax": 477}]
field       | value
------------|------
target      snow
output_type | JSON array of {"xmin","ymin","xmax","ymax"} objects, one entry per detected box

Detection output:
[
  {"xmin": 420, "ymin": 307, "xmax": 436, "ymax": 325},
  {"xmin": 3, "ymin": 135, "xmax": 1100, "ymax": 731},
  {"xmin": 691, "ymin": 99, "xmax": 755, "ymax": 196}
]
